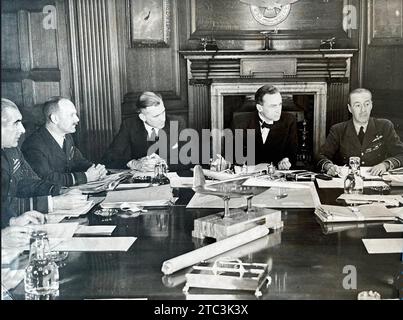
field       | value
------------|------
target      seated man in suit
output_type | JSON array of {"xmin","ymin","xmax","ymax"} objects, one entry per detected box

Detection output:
[
  {"xmin": 232, "ymin": 85, "xmax": 298, "ymax": 169},
  {"xmin": 102, "ymin": 91, "xmax": 180, "ymax": 171},
  {"xmin": 22, "ymin": 97, "xmax": 107, "ymax": 187},
  {"xmin": 318, "ymin": 88, "xmax": 403, "ymax": 176},
  {"xmin": 1, "ymin": 98, "xmax": 88, "ymax": 227}
]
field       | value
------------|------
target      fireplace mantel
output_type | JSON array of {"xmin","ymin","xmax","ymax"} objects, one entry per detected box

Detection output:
[{"xmin": 180, "ymin": 49, "xmax": 357, "ymax": 159}]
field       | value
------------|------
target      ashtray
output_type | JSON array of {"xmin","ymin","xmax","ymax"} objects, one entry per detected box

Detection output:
[{"xmin": 93, "ymin": 208, "xmax": 119, "ymax": 217}]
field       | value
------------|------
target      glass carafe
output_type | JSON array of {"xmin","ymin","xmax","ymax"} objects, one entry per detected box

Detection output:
[{"xmin": 24, "ymin": 231, "xmax": 59, "ymax": 295}]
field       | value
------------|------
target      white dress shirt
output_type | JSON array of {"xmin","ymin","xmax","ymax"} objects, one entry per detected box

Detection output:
[
  {"xmin": 258, "ymin": 114, "xmax": 274, "ymax": 144},
  {"xmin": 143, "ymin": 122, "xmax": 160, "ymax": 139}
]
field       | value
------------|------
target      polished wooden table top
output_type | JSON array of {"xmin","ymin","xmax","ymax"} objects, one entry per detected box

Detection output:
[{"xmin": 9, "ymin": 187, "xmax": 403, "ymax": 300}]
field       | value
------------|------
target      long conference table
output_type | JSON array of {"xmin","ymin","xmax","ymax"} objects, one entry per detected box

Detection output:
[{"xmin": 7, "ymin": 181, "xmax": 403, "ymax": 300}]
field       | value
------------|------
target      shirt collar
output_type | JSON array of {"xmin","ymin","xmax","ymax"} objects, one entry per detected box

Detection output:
[
  {"xmin": 258, "ymin": 113, "xmax": 274, "ymax": 128},
  {"xmin": 143, "ymin": 121, "xmax": 159, "ymax": 138},
  {"xmin": 352, "ymin": 120, "xmax": 369, "ymax": 135},
  {"xmin": 46, "ymin": 126, "xmax": 65, "ymax": 148}
]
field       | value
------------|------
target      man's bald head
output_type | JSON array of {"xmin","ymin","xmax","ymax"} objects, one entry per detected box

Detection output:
[{"xmin": 1, "ymin": 98, "xmax": 25, "ymax": 148}]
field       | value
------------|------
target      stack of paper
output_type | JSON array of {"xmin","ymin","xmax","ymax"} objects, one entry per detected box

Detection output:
[
  {"xmin": 337, "ymin": 194, "xmax": 403, "ymax": 207},
  {"xmin": 383, "ymin": 174, "xmax": 403, "ymax": 187},
  {"xmin": 74, "ymin": 171, "xmax": 132, "ymax": 193},
  {"xmin": 101, "ymin": 184, "xmax": 174, "ymax": 208},
  {"xmin": 315, "ymin": 204, "xmax": 398, "ymax": 223},
  {"xmin": 316, "ymin": 178, "xmax": 388, "ymax": 189}
]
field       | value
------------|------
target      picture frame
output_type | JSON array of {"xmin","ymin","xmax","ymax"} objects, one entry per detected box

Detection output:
[
  {"xmin": 128, "ymin": 0, "xmax": 171, "ymax": 48},
  {"xmin": 368, "ymin": 0, "xmax": 403, "ymax": 46}
]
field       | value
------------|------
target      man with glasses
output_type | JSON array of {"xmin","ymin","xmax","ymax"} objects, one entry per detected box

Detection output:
[
  {"xmin": 318, "ymin": 88, "xmax": 403, "ymax": 176},
  {"xmin": 233, "ymin": 85, "xmax": 298, "ymax": 169}
]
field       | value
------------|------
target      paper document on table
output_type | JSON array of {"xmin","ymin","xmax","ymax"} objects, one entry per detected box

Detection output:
[
  {"xmin": 1, "ymin": 248, "xmax": 24, "ymax": 265},
  {"xmin": 49, "ymin": 200, "xmax": 95, "ymax": 217},
  {"xmin": 45, "ymin": 215, "xmax": 67, "ymax": 224},
  {"xmin": 384, "ymin": 224, "xmax": 403, "ymax": 233},
  {"xmin": 243, "ymin": 178, "xmax": 311, "ymax": 189},
  {"xmin": 101, "ymin": 184, "xmax": 174, "ymax": 208},
  {"xmin": 74, "ymin": 170, "xmax": 132, "ymax": 193},
  {"xmin": 74, "ymin": 225, "xmax": 116, "ymax": 236},
  {"xmin": 337, "ymin": 194, "xmax": 403, "ymax": 207},
  {"xmin": 187, "ymin": 182, "xmax": 320, "ymax": 209},
  {"xmin": 383, "ymin": 174, "xmax": 403, "ymax": 186},
  {"xmin": 1, "ymin": 268, "xmax": 25, "ymax": 291},
  {"xmin": 50, "ymin": 237, "xmax": 136, "ymax": 252},
  {"xmin": 29, "ymin": 223, "xmax": 79, "ymax": 239},
  {"xmin": 167, "ymin": 173, "xmax": 194, "ymax": 189},
  {"xmin": 362, "ymin": 238, "xmax": 403, "ymax": 254},
  {"xmin": 316, "ymin": 178, "xmax": 388, "ymax": 189},
  {"xmin": 315, "ymin": 204, "xmax": 397, "ymax": 223}
]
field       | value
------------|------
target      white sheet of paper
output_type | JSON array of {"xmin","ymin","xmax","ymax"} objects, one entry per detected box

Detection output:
[
  {"xmin": 74, "ymin": 225, "xmax": 116, "ymax": 236},
  {"xmin": 187, "ymin": 182, "xmax": 321, "ymax": 209},
  {"xmin": 243, "ymin": 178, "xmax": 311, "ymax": 189},
  {"xmin": 102, "ymin": 185, "xmax": 173, "ymax": 208},
  {"xmin": 316, "ymin": 178, "xmax": 388, "ymax": 189},
  {"xmin": 1, "ymin": 268, "xmax": 25, "ymax": 291},
  {"xmin": 1, "ymin": 248, "xmax": 24, "ymax": 265},
  {"xmin": 362, "ymin": 238, "xmax": 403, "ymax": 254},
  {"xmin": 50, "ymin": 200, "xmax": 95, "ymax": 217},
  {"xmin": 29, "ymin": 223, "xmax": 79, "ymax": 239},
  {"xmin": 51, "ymin": 237, "xmax": 137, "ymax": 252},
  {"xmin": 167, "ymin": 173, "xmax": 194, "ymax": 189},
  {"xmin": 45, "ymin": 215, "xmax": 67, "ymax": 224},
  {"xmin": 384, "ymin": 224, "xmax": 403, "ymax": 233}
]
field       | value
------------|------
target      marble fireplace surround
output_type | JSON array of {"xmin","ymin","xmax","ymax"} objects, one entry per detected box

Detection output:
[
  {"xmin": 210, "ymin": 81, "xmax": 327, "ymax": 158},
  {"xmin": 180, "ymin": 49, "xmax": 357, "ymax": 159}
]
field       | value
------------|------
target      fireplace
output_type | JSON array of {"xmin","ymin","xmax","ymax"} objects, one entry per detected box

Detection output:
[
  {"xmin": 180, "ymin": 49, "xmax": 357, "ymax": 161},
  {"xmin": 210, "ymin": 81, "xmax": 327, "ymax": 161}
]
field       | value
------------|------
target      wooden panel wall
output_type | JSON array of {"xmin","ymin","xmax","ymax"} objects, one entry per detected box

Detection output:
[
  {"xmin": 115, "ymin": 0, "xmax": 188, "ymax": 121},
  {"xmin": 68, "ymin": 0, "xmax": 122, "ymax": 161},
  {"xmin": 363, "ymin": 0, "xmax": 403, "ymax": 138},
  {"xmin": 1, "ymin": 0, "xmax": 71, "ymax": 137}
]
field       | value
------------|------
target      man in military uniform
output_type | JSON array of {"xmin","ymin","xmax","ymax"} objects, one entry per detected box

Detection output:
[
  {"xmin": 317, "ymin": 88, "xmax": 403, "ymax": 176},
  {"xmin": 1, "ymin": 98, "xmax": 87, "ymax": 228}
]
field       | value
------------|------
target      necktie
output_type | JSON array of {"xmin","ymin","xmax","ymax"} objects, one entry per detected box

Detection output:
[
  {"xmin": 149, "ymin": 128, "xmax": 158, "ymax": 141},
  {"xmin": 358, "ymin": 126, "xmax": 365, "ymax": 145},
  {"xmin": 261, "ymin": 122, "xmax": 274, "ymax": 130}
]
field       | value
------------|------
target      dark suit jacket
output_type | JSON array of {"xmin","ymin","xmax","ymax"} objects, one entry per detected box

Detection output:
[
  {"xmin": 22, "ymin": 127, "xmax": 93, "ymax": 187},
  {"xmin": 317, "ymin": 118, "xmax": 403, "ymax": 169},
  {"xmin": 1, "ymin": 148, "xmax": 61, "ymax": 228},
  {"xmin": 102, "ymin": 115, "xmax": 182, "ymax": 169},
  {"xmin": 232, "ymin": 111, "xmax": 298, "ymax": 166}
]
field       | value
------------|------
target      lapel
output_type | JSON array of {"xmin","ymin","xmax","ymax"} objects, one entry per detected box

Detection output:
[
  {"xmin": 41, "ymin": 127, "xmax": 67, "ymax": 161},
  {"xmin": 361, "ymin": 118, "xmax": 377, "ymax": 150},
  {"xmin": 63, "ymin": 135, "xmax": 75, "ymax": 160},
  {"xmin": 266, "ymin": 115, "xmax": 284, "ymax": 145},
  {"xmin": 251, "ymin": 112, "xmax": 264, "ymax": 145},
  {"xmin": 133, "ymin": 117, "xmax": 148, "ymax": 152},
  {"xmin": 346, "ymin": 120, "xmax": 362, "ymax": 149}
]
